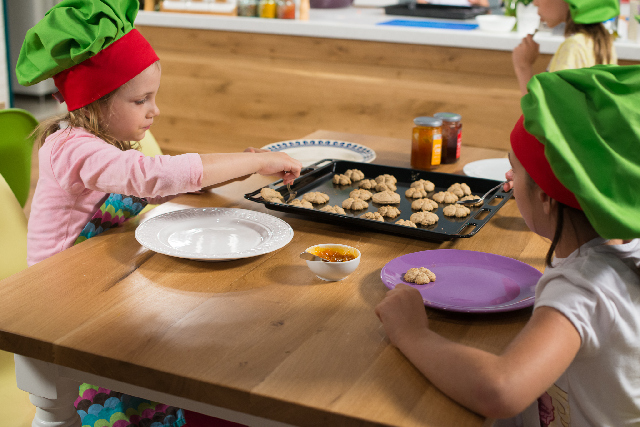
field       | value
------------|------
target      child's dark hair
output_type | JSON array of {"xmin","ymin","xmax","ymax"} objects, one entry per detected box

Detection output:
[{"xmin": 565, "ymin": 12, "xmax": 615, "ymax": 65}]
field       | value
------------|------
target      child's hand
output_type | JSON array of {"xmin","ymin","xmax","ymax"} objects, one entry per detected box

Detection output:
[
  {"xmin": 512, "ymin": 34, "xmax": 539, "ymax": 69},
  {"xmin": 256, "ymin": 152, "xmax": 302, "ymax": 185},
  {"xmin": 503, "ymin": 168, "xmax": 514, "ymax": 192},
  {"xmin": 375, "ymin": 284, "xmax": 429, "ymax": 348}
]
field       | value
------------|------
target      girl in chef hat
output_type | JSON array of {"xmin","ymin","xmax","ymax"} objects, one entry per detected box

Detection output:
[
  {"xmin": 16, "ymin": 0, "xmax": 299, "ymax": 425},
  {"xmin": 376, "ymin": 64, "xmax": 640, "ymax": 425},
  {"xmin": 513, "ymin": 0, "xmax": 618, "ymax": 95}
]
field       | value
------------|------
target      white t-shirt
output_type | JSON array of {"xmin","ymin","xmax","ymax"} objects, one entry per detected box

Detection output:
[{"xmin": 533, "ymin": 238, "xmax": 640, "ymax": 426}]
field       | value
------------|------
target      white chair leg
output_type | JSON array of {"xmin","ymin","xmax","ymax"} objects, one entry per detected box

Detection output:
[{"xmin": 14, "ymin": 355, "xmax": 81, "ymax": 427}]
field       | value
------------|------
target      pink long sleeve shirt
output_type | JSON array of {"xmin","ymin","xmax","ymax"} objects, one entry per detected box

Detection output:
[{"xmin": 27, "ymin": 128, "xmax": 203, "ymax": 266}]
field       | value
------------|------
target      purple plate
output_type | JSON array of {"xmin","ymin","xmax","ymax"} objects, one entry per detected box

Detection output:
[{"xmin": 380, "ymin": 249, "xmax": 541, "ymax": 313}]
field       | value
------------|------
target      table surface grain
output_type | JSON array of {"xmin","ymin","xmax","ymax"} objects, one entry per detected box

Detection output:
[{"xmin": 0, "ymin": 130, "xmax": 549, "ymax": 427}]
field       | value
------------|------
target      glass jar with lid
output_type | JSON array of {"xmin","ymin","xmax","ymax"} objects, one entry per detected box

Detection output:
[
  {"xmin": 259, "ymin": 0, "xmax": 277, "ymax": 17},
  {"xmin": 411, "ymin": 117, "xmax": 442, "ymax": 171},
  {"xmin": 276, "ymin": 0, "xmax": 295, "ymax": 18},
  {"xmin": 434, "ymin": 112, "xmax": 462, "ymax": 164},
  {"xmin": 237, "ymin": 0, "xmax": 258, "ymax": 16}
]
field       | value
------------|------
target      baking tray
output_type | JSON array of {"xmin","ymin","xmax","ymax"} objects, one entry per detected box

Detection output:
[
  {"xmin": 384, "ymin": 4, "xmax": 489, "ymax": 20},
  {"xmin": 244, "ymin": 160, "xmax": 512, "ymax": 242}
]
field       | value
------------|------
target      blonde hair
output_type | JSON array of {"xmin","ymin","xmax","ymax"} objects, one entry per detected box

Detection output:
[{"xmin": 565, "ymin": 12, "xmax": 615, "ymax": 65}]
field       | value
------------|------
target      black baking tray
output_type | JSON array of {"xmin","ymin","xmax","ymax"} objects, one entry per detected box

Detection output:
[
  {"xmin": 244, "ymin": 160, "xmax": 512, "ymax": 242},
  {"xmin": 384, "ymin": 4, "xmax": 489, "ymax": 20}
]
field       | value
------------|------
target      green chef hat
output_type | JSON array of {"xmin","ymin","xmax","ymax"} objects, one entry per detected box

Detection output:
[
  {"xmin": 564, "ymin": 0, "xmax": 619, "ymax": 24},
  {"xmin": 521, "ymin": 64, "xmax": 640, "ymax": 239},
  {"xmin": 16, "ymin": 0, "xmax": 158, "ymax": 111}
]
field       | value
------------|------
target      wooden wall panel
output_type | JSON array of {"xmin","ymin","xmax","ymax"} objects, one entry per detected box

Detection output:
[{"xmin": 137, "ymin": 26, "xmax": 553, "ymax": 155}]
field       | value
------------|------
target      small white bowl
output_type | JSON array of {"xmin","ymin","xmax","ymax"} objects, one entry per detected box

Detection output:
[
  {"xmin": 305, "ymin": 244, "xmax": 361, "ymax": 282},
  {"xmin": 476, "ymin": 14, "xmax": 516, "ymax": 33}
]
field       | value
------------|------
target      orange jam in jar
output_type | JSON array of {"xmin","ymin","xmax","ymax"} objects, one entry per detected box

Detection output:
[
  {"xmin": 411, "ymin": 117, "xmax": 442, "ymax": 171},
  {"xmin": 308, "ymin": 246, "xmax": 358, "ymax": 262}
]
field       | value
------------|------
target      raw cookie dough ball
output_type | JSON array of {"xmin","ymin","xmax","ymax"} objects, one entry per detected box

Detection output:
[
  {"xmin": 344, "ymin": 169, "xmax": 365, "ymax": 182},
  {"xmin": 410, "ymin": 179, "xmax": 435, "ymax": 192},
  {"xmin": 411, "ymin": 198, "xmax": 438, "ymax": 212},
  {"xmin": 405, "ymin": 187, "xmax": 427, "ymax": 199},
  {"xmin": 358, "ymin": 179, "xmax": 378, "ymax": 190},
  {"xmin": 303, "ymin": 191, "xmax": 330, "ymax": 204},
  {"xmin": 375, "ymin": 174, "xmax": 397, "ymax": 186},
  {"xmin": 320, "ymin": 205, "xmax": 346, "ymax": 215},
  {"xmin": 447, "ymin": 183, "xmax": 472, "ymax": 197},
  {"xmin": 395, "ymin": 219, "xmax": 417, "ymax": 228},
  {"xmin": 261, "ymin": 187, "xmax": 283, "ymax": 201},
  {"xmin": 332, "ymin": 174, "xmax": 352, "ymax": 186},
  {"xmin": 342, "ymin": 197, "xmax": 369, "ymax": 210},
  {"xmin": 372, "ymin": 191, "xmax": 401, "ymax": 204},
  {"xmin": 432, "ymin": 191, "xmax": 459, "ymax": 204},
  {"xmin": 404, "ymin": 267, "xmax": 436, "ymax": 284},
  {"xmin": 459, "ymin": 195, "xmax": 483, "ymax": 207},
  {"xmin": 443, "ymin": 204, "xmax": 471, "ymax": 218},
  {"xmin": 375, "ymin": 182, "xmax": 397, "ymax": 192},
  {"xmin": 289, "ymin": 198, "xmax": 313, "ymax": 209},
  {"xmin": 360, "ymin": 211, "xmax": 385, "ymax": 222},
  {"xmin": 349, "ymin": 189, "xmax": 373, "ymax": 201},
  {"xmin": 410, "ymin": 211, "xmax": 439, "ymax": 226},
  {"xmin": 378, "ymin": 205, "xmax": 401, "ymax": 218}
]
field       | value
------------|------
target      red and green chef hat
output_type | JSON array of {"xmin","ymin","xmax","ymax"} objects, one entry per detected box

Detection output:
[
  {"xmin": 564, "ymin": 0, "xmax": 619, "ymax": 24},
  {"xmin": 511, "ymin": 64, "xmax": 640, "ymax": 240},
  {"xmin": 16, "ymin": 0, "xmax": 159, "ymax": 111}
]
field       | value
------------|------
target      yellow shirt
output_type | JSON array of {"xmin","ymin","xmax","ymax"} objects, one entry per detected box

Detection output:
[{"xmin": 548, "ymin": 33, "xmax": 617, "ymax": 72}]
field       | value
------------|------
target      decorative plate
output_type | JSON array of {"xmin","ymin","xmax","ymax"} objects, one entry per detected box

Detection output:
[
  {"xmin": 380, "ymin": 249, "xmax": 541, "ymax": 313},
  {"xmin": 135, "ymin": 208, "xmax": 294, "ymax": 261},
  {"xmin": 261, "ymin": 139, "xmax": 376, "ymax": 166}
]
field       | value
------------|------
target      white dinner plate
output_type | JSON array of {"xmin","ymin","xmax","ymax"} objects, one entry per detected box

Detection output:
[
  {"xmin": 135, "ymin": 208, "xmax": 294, "ymax": 261},
  {"xmin": 463, "ymin": 158, "xmax": 511, "ymax": 181},
  {"xmin": 261, "ymin": 139, "xmax": 376, "ymax": 167}
]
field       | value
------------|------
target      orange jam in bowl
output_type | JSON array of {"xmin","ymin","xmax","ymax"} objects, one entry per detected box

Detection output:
[{"xmin": 308, "ymin": 245, "xmax": 359, "ymax": 263}]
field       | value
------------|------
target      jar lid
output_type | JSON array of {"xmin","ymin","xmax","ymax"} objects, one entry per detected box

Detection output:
[
  {"xmin": 433, "ymin": 112, "xmax": 461, "ymax": 122},
  {"xmin": 413, "ymin": 116, "xmax": 442, "ymax": 127}
]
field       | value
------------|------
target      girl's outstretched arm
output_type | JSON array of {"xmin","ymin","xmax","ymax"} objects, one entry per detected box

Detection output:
[
  {"xmin": 374, "ymin": 284, "xmax": 580, "ymax": 418},
  {"xmin": 512, "ymin": 34, "xmax": 539, "ymax": 95},
  {"xmin": 200, "ymin": 151, "xmax": 302, "ymax": 188}
]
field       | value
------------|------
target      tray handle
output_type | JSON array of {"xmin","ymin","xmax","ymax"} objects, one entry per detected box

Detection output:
[{"xmin": 453, "ymin": 188, "xmax": 513, "ymax": 238}]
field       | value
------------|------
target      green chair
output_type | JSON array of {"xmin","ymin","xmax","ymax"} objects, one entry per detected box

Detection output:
[{"xmin": 0, "ymin": 109, "xmax": 39, "ymax": 207}]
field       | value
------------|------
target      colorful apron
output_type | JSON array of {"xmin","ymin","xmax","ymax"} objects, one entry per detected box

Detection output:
[{"xmin": 72, "ymin": 193, "xmax": 186, "ymax": 427}]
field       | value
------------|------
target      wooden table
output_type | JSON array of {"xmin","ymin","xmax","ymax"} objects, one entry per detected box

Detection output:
[{"xmin": 0, "ymin": 130, "xmax": 548, "ymax": 427}]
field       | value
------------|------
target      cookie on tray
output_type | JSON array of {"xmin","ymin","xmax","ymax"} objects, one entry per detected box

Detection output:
[
  {"xmin": 375, "ymin": 174, "xmax": 397, "ymax": 186},
  {"xmin": 432, "ymin": 191, "xmax": 459, "ymax": 204},
  {"xmin": 289, "ymin": 198, "xmax": 313, "ymax": 209},
  {"xmin": 375, "ymin": 182, "xmax": 397, "ymax": 192},
  {"xmin": 378, "ymin": 205, "xmax": 401, "ymax": 219},
  {"xmin": 342, "ymin": 198, "xmax": 369, "ymax": 210},
  {"xmin": 349, "ymin": 189, "xmax": 373, "ymax": 201},
  {"xmin": 395, "ymin": 219, "xmax": 417, "ymax": 228},
  {"xmin": 358, "ymin": 179, "xmax": 377, "ymax": 190},
  {"xmin": 410, "ymin": 211, "xmax": 439, "ymax": 226},
  {"xmin": 260, "ymin": 187, "xmax": 283, "ymax": 201},
  {"xmin": 410, "ymin": 179, "xmax": 435, "ymax": 192},
  {"xmin": 443, "ymin": 204, "xmax": 471, "ymax": 218},
  {"xmin": 332, "ymin": 174, "xmax": 352, "ymax": 186},
  {"xmin": 360, "ymin": 211, "xmax": 385, "ymax": 222},
  {"xmin": 460, "ymin": 195, "xmax": 483, "ymax": 207},
  {"xmin": 447, "ymin": 183, "xmax": 472, "ymax": 198},
  {"xmin": 411, "ymin": 198, "xmax": 438, "ymax": 212},
  {"xmin": 303, "ymin": 191, "xmax": 330, "ymax": 204},
  {"xmin": 372, "ymin": 190, "xmax": 401, "ymax": 204},
  {"xmin": 405, "ymin": 187, "xmax": 427, "ymax": 199},
  {"xmin": 404, "ymin": 267, "xmax": 436, "ymax": 284},
  {"xmin": 344, "ymin": 169, "xmax": 365, "ymax": 182},
  {"xmin": 320, "ymin": 205, "xmax": 346, "ymax": 215}
]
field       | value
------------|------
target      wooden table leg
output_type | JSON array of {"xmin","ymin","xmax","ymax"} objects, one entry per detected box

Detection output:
[{"xmin": 14, "ymin": 355, "xmax": 81, "ymax": 427}]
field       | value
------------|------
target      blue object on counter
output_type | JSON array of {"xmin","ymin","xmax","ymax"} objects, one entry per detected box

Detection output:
[{"xmin": 378, "ymin": 19, "xmax": 479, "ymax": 30}]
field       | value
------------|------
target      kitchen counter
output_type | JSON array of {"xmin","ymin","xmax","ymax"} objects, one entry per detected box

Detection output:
[{"xmin": 136, "ymin": 6, "xmax": 640, "ymax": 60}]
